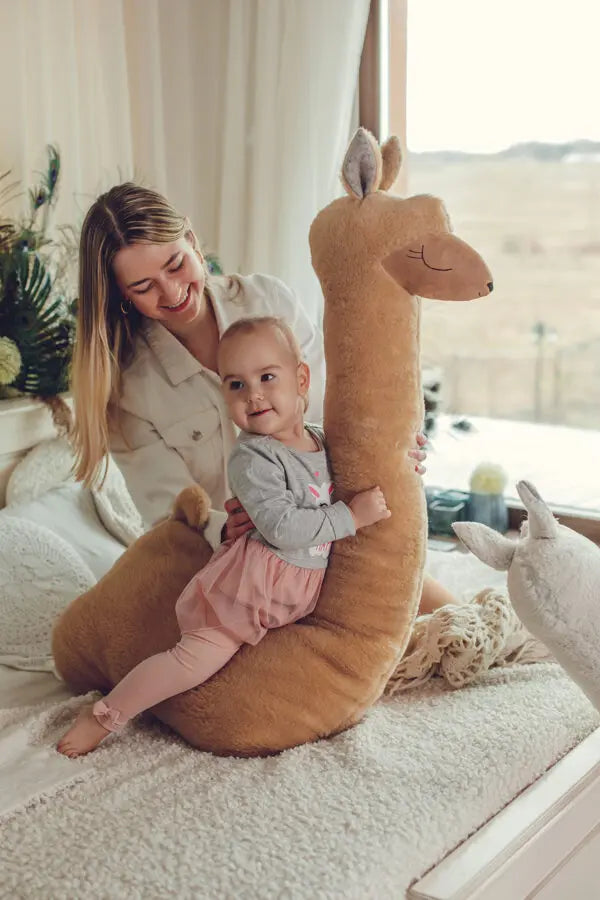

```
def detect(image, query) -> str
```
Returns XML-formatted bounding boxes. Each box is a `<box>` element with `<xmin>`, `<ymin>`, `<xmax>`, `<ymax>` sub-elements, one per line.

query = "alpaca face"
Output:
<box><xmin>506</xmin><ymin>525</ymin><xmax>600</xmax><ymax>631</ymax></box>
<box><xmin>381</xmin><ymin>232</ymin><xmax>493</xmax><ymax>302</ymax></box>
<box><xmin>453</xmin><ymin>480</ymin><xmax>600</xmax><ymax>635</ymax></box>
<box><xmin>309</xmin><ymin>128</ymin><xmax>493</xmax><ymax>305</ymax></box>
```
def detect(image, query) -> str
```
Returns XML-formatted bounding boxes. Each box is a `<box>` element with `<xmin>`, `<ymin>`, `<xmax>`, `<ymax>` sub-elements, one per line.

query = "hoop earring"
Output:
<box><xmin>120</xmin><ymin>298</ymin><xmax>132</xmax><ymax>316</ymax></box>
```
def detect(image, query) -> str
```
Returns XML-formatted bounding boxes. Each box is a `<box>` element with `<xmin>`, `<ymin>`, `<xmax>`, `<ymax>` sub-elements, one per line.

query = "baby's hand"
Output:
<box><xmin>223</xmin><ymin>497</ymin><xmax>254</xmax><ymax>542</ymax></box>
<box><xmin>349</xmin><ymin>486</ymin><xmax>391</xmax><ymax>530</ymax></box>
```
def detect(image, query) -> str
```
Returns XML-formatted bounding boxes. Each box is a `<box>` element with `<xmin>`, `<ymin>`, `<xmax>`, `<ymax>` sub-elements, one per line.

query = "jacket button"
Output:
<box><xmin>192</xmin><ymin>429</ymin><xmax>202</xmax><ymax>441</ymax></box>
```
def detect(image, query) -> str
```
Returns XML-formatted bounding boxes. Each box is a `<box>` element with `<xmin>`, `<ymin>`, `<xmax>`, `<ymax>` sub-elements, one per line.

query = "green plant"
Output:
<box><xmin>0</xmin><ymin>146</ymin><xmax>77</xmax><ymax>400</ymax></box>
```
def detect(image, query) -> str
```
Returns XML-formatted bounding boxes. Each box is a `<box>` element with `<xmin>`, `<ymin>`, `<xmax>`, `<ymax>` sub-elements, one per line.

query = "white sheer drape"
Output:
<box><xmin>0</xmin><ymin>0</ymin><xmax>369</xmax><ymax>320</ymax></box>
<box><xmin>0</xmin><ymin>0</ymin><xmax>134</xmax><ymax>225</ymax></box>
<box><xmin>214</xmin><ymin>0</ymin><xmax>370</xmax><ymax>317</ymax></box>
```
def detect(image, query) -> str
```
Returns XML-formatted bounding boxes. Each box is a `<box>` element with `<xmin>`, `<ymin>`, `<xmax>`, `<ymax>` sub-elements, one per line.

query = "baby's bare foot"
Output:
<box><xmin>57</xmin><ymin>705</ymin><xmax>111</xmax><ymax>758</ymax></box>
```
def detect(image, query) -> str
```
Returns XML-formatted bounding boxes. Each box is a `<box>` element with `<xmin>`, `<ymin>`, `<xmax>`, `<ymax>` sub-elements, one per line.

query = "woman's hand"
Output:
<box><xmin>222</xmin><ymin>497</ymin><xmax>254</xmax><ymax>542</ymax></box>
<box><xmin>408</xmin><ymin>431</ymin><xmax>428</xmax><ymax>476</ymax></box>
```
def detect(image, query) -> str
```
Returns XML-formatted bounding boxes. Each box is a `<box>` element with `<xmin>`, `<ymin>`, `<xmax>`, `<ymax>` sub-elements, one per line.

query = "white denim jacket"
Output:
<box><xmin>109</xmin><ymin>273</ymin><xmax>325</xmax><ymax>549</ymax></box>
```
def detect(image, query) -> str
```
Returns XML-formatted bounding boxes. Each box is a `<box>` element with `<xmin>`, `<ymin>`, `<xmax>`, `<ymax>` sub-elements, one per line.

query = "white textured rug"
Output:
<box><xmin>0</xmin><ymin>723</ymin><xmax>93</xmax><ymax>819</ymax></box>
<box><xmin>1</xmin><ymin>663</ymin><xmax>598</xmax><ymax>899</ymax></box>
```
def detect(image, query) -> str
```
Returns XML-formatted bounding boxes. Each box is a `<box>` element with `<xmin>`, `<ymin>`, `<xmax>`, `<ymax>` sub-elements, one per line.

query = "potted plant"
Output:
<box><xmin>0</xmin><ymin>146</ymin><xmax>77</xmax><ymax>428</ymax></box>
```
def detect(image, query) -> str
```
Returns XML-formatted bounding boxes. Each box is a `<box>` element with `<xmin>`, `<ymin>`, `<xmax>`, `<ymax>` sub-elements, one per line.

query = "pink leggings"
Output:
<box><xmin>92</xmin><ymin>627</ymin><xmax>241</xmax><ymax>732</ymax></box>
<box><xmin>93</xmin><ymin>536</ymin><xmax>325</xmax><ymax>733</ymax></box>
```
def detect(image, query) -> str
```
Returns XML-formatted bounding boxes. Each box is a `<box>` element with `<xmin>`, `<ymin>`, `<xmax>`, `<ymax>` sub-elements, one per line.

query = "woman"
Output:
<box><xmin>71</xmin><ymin>183</ymin><xmax>449</xmax><ymax>610</ymax></box>
<box><xmin>72</xmin><ymin>183</ymin><xmax>326</xmax><ymax>546</ymax></box>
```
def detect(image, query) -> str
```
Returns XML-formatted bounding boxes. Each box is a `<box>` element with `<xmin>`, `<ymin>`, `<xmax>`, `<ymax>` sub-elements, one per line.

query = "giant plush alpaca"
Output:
<box><xmin>52</xmin><ymin>129</ymin><xmax>492</xmax><ymax>755</ymax></box>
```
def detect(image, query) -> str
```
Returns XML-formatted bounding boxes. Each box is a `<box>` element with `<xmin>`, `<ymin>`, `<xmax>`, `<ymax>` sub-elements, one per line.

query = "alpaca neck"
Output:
<box><xmin>318</xmin><ymin>265</ymin><xmax>427</xmax><ymax>644</ymax></box>
<box><xmin>323</xmin><ymin>267</ymin><xmax>423</xmax><ymax>493</ymax></box>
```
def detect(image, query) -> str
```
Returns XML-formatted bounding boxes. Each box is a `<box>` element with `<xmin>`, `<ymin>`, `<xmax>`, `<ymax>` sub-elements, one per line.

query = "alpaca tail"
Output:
<box><xmin>172</xmin><ymin>485</ymin><xmax>211</xmax><ymax>531</ymax></box>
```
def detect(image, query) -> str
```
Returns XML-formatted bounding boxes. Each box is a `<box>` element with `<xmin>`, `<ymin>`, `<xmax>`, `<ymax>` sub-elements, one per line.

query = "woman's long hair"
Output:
<box><xmin>71</xmin><ymin>183</ymin><xmax>195</xmax><ymax>486</ymax></box>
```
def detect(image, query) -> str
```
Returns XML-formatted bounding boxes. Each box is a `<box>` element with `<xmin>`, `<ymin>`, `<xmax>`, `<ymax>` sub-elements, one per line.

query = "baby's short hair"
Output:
<box><xmin>218</xmin><ymin>316</ymin><xmax>303</xmax><ymax>364</ymax></box>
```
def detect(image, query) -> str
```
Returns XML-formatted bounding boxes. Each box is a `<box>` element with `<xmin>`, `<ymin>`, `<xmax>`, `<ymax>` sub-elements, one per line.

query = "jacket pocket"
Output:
<box><xmin>157</xmin><ymin>408</ymin><xmax>221</xmax><ymax>474</ymax></box>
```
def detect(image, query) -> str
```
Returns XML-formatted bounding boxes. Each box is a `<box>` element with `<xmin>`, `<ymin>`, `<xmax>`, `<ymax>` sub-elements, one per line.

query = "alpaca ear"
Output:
<box><xmin>379</xmin><ymin>136</ymin><xmax>402</xmax><ymax>191</ymax></box>
<box><xmin>452</xmin><ymin>522</ymin><xmax>515</xmax><ymax>571</ymax></box>
<box><xmin>516</xmin><ymin>480</ymin><xmax>557</xmax><ymax>539</ymax></box>
<box><xmin>341</xmin><ymin>128</ymin><xmax>382</xmax><ymax>198</ymax></box>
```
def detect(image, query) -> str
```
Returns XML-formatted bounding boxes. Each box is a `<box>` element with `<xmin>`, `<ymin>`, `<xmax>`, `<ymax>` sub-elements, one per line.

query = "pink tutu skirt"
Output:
<box><xmin>174</xmin><ymin>534</ymin><xmax>326</xmax><ymax>646</ymax></box>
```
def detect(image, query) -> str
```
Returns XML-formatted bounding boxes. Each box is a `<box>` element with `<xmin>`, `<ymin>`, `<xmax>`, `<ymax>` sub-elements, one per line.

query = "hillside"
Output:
<box><xmin>406</xmin><ymin>150</ymin><xmax>600</xmax><ymax>429</ymax></box>
<box><xmin>408</xmin><ymin>139</ymin><xmax>600</xmax><ymax>164</ymax></box>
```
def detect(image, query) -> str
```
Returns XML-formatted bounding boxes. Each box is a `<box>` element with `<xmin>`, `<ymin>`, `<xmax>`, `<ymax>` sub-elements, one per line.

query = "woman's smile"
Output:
<box><xmin>161</xmin><ymin>285</ymin><xmax>191</xmax><ymax>312</ymax></box>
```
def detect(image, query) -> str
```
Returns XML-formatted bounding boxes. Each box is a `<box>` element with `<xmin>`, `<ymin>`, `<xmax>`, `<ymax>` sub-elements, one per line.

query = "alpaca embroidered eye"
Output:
<box><xmin>406</xmin><ymin>244</ymin><xmax>452</xmax><ymax>272</ymax></box>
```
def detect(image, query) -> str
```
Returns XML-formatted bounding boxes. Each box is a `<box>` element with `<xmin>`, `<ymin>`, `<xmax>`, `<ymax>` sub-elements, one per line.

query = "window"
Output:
<box><xmin>373</xmin><ymin>0</ymin><xmax>600</xmax><ymax>514</ymax></box>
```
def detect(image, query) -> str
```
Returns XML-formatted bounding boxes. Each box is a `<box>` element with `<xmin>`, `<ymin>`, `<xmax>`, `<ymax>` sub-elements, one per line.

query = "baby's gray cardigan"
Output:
<box><xmin>227</xmin><ymin>426</ymin><xmax>356</xmax><ymax>570</ymax></box>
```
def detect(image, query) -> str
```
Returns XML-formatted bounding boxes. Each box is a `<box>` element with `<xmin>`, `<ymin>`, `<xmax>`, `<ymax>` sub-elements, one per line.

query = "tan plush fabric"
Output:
<box><xmin>379</xmin><ymin>135</ymin><xmax>402</xmax><ymax>191</ymax></box>
<box><xmin>52</xmin><ymin>129</ymin><xmax>492</xmax><ymax>755</ymax></box>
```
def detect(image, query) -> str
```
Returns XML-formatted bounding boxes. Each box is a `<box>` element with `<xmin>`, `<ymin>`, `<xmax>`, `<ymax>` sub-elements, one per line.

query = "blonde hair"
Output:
<box><xmin>218</xmin><ymin>316</ymin><xmax>309</xmax><ymax>412</ymax></box>
<box><xmin>71</xmin><ymin>183</ymin><xmax>204</xmax><ymax>486</ymax></box>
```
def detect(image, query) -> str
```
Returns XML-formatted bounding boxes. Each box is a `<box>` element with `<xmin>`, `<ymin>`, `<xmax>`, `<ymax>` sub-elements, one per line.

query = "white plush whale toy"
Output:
<box><xmin>453</xmin><ymin>480</ymin><xmax>600</xmax><ymax>711</ymax></box>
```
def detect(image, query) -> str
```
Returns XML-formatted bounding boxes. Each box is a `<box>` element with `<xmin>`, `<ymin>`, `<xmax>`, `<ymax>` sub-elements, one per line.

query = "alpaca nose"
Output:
<box><xmin>487</xmin><ymin>281</ymin><xmax>494</xmax><ymax>293</ymax></box>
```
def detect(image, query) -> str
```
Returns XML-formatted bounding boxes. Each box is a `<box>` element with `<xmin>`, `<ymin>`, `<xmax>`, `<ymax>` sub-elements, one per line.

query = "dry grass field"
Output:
<box><xmin>407</xmin><ymin>153</ymin><xmax>600</xmax><ymax>429</ymax></box>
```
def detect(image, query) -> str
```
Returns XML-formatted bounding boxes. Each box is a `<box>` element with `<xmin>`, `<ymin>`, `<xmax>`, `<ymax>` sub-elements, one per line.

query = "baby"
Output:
<box><xmin>57</xmin><ymin>316</ymin><xmax>392</xmax><ymax>756</ymax></box>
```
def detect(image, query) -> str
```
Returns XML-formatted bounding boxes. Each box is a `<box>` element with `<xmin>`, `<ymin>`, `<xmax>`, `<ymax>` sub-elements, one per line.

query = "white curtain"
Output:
<box><xmin>214</xmin><ymin>0</ymin><xmax>370</xmax><ymax>318</ymax></box>
<box><xmin>0</xmin><ymin>0</ymin><xmax>134</xmax><ymax>226</ymax></box>
<box><xmin>0</xmin><ymin>0</ymin><xmax>370</xmax><ymax>321</ymax></box>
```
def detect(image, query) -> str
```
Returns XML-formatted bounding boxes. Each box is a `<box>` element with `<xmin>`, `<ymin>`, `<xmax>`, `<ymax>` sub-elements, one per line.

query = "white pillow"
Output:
<box><xmin>1</xmin><ymin>482</ymin><xmax>125</xmax><ymax>581</ymax></box>
<box><xmin>0</xmin><ymin>516</ymin><xmax>95</xmax><ymax>671</ymax></box>
<box><xmin>6</xmin><ymin>436</ymin><xmax>145</xmax><ymax>550</ymax></box>
<box><xmin>6</xmin><ymin>435</ymin><xmax>75</xmax><ymax>506</ymax></box>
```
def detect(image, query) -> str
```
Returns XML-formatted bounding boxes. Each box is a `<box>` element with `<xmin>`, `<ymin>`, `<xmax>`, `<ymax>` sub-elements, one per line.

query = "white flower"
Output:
<box><xmin>0</xmin><ymin>336</ymin><xmax>22</xmax><ymax>386</ymax></box>
<box><xmin>469</xmin><ymin>462</ymin><xmax>508</xmax><ymax>495</ymax></box>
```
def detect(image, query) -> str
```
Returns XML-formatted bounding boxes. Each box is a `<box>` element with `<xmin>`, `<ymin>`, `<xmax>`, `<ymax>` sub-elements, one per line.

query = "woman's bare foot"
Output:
<box><xmin>57</xmin><ymin>705</ymin><xmax>112</xmax><ymax>758</ymax></box>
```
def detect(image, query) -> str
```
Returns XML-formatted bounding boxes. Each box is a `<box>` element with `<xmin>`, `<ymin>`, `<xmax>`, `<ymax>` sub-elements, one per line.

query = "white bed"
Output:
<box><xmin>1</xmin><ymin>398</ymin><xmax>599</xmax><ymax>899</ymax></box>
